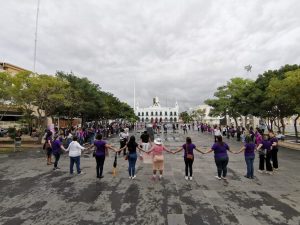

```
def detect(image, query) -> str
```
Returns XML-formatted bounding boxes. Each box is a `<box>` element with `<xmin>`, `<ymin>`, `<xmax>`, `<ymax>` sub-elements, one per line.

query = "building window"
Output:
<box><xmin>142</xmin><ymin>112</ymin><xmax>144</xmax><ymax>116</ymax></box>
<box><xmin>160</xmin><ymin>111</ymin><xmax>162</xmax><ymax>116</ymax></box>
<box><xmin>170</xmin><ymin>112</ymin><xmax>173</xmax><ymax>116</ymax></box>
<box><xmin>170</xmin><ymin>117</ymin><xmax>173</xmax><ymax>122</ymax></box>
<box><xmin>174</xmin><ymin>118</ymin><xmax>177</xmax><ymax>122</ymax></box>
<box><xmin>155</xmin><ymin>112</ymin><xmax>158</xmax><ymax>116</ymax></box>
<box><xmin>174</xmin><ymin>112</ymin><xmax>177</xmax><ymax>116</ymax></box>
<box><xmin>145</xmin><ymin>117</ymin><xmax>149</xmax><ymax>122</ymax></box>
<box><xmin>165</xmin><ymin>112</ymin><xmax>167</xmax><ymax>116</ymax></box>
<box><xmin>142</xmin><ymin>118</ymin><xmax>144</xmax><ymax>122</ymax></box>
<box><xmin>138</xmin><ymin>112</ymin><xmax>140</xmax><ymax>116</ymax></box>
<box><xmin>165</xmin><ymin>117</ymin><xmax>168</xmax><ymax>122</ymax></box>
<box><xmin>146</xmin><ymin>112</ymin><xmax>149</xmax><ymax>116</ymax></box>
<box><xmin>151</xmin><ymin>112</ymin><xmax>153</xmax><ymax>116</ymax></box>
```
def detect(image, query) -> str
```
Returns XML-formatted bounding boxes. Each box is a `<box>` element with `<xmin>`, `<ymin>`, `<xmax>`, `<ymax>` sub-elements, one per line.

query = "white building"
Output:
<box><xmin>135</xmin><ymin>97</ymin><xmax>179</xmax><ymax>123</ymax></box>
<box><xmin>188</xmin><ymin>105</ymin><xmax>222</xmax><ymax>125</ymax></box>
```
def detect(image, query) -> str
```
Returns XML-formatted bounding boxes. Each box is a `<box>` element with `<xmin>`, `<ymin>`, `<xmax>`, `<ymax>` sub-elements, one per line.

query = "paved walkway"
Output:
<box><xmin>0</xmin><ymin>131</ymin><xmax>299</xmax><ymax>225</ymax></box>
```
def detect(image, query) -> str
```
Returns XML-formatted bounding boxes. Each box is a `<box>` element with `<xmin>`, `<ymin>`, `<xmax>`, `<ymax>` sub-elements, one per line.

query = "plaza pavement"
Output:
<box><xmin>0</xmin><ymin>130</ymin><xmax>299</xmax><ymax>225</ymax></box>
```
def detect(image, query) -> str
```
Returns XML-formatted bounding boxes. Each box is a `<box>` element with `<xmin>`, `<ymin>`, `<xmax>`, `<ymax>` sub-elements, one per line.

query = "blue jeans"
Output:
<box><xmin>128</xmin><ymin>153</ymin><xmax>137</xmax><ymax>176</ymax></box>
<box><xmin>245</xmin><ymin>155</ymin><xmax>255</xmax><ymax>178</ymax></box>
<box><xmin>70</xmin><ymin>156</ymin><xmax>81</xmax><ymax>174</ymax></box>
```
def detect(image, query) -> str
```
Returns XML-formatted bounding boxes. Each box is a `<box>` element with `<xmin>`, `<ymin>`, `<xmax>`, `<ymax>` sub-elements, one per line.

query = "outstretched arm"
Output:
<box><xmin>204</xmin><ymin>149</ymin><xmax>213</xmax><ymax>154</ymax></box>
<box><xmin>163</xmin><ymin>146</ymin><xmax>173</xmax><ymax>154</ymax></box>
<box><xmin>256</xmin><ymin>143</ymin><xmax>263</xmax><ymax>151</ymax></box>
<box><xmin>235</xmin><ymin>146</ymin><xmax>245</xmax><ymax>154</ymax></box>
<box><xmin>173</xmin><ymin>147</ymin><xmax>183</xmax><ymax>154</ymax></box>
<box><xmin>195</xmin><ymin>147</ymin><xmax>204</xmax><ymax>154</ymax></box>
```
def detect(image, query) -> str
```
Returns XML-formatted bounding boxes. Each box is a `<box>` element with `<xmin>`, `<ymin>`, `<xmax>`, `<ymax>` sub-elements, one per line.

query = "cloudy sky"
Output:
<box><xmin>1</xmin><ymin>0</ymin><xmax>299</xmax><ymax>111</ymax></box>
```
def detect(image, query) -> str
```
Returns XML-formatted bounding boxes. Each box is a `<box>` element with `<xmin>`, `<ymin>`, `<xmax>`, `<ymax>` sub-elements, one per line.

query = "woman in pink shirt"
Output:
<box><xmin>142</xmin><ymin>138</ymin><xmax>172</xmax><ymax>180</ymax></box>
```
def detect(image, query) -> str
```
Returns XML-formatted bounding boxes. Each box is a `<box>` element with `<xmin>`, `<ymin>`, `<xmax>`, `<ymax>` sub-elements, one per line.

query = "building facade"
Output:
<box><xmin>135</xmin><ymin>97</ymin><xmax>179</xmax><ymax>123</ymax></box>
<box><xmin>188</xmin><ymin>104</ymin><xmax>222</xmax><ymax>124</ymax></box>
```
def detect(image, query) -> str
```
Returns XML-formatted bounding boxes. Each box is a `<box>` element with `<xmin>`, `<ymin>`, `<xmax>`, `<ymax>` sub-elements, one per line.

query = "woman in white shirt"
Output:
<box><xmin>66</xmin><ymin>136</ymin><xmax>85</xmax><ymax>174</ymax></box>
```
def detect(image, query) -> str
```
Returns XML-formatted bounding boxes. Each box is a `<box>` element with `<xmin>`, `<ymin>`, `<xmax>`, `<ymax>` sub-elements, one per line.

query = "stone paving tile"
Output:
<box><xmin>0</xmin><ymin>131</ymin><xmax>299</xmax><ymax>225</ymax></box>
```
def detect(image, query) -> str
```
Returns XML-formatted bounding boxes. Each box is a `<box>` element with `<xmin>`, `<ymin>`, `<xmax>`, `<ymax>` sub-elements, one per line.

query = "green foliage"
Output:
<box><xmin>180</xmin><ymin>111</ymin><xmax>192</xmax><ymax>123</ymax></box>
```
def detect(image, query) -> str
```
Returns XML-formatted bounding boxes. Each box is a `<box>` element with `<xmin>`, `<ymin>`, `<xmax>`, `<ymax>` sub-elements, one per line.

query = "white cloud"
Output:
<box><xmin>1</xmin><ymin>0</ymin><xmax>299</xmax><ymax>111</ymax></box>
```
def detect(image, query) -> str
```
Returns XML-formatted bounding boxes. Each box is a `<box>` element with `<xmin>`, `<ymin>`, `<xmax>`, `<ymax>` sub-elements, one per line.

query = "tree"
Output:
<box><xmin>190</xmin><ymin>109</ymin><xmax>206</xmax><ymax>122</ymax></box>
<box><xmin>254</xmin><ymin>64</ymin><xmax>300</xmax><ymax>133</ymax></box>
<box><xmin>0</xmin><ymin>72</ymin><xmax>14</xmax><ymax>121</ymax></box>
<box><xmin>205</xmin><ymin>78</ymin><xmax>254</xmax><ymax>127</ymax></box>
<box><xmin>268</xmin><ymin>69</ymin><xmax>300</xmax><ymax>141</ymax></box>
<box><xmin>180</xmin><ymin>111</ymin><xmax>192</xmax><ymax>123</ymax></box>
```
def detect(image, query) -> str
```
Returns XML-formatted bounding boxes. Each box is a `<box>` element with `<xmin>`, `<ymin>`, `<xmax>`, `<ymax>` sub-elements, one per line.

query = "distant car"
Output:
<box><xmin>0</xmin><ymin>128</ymin><xmax>8</xmax><ymax>135</ymax></box>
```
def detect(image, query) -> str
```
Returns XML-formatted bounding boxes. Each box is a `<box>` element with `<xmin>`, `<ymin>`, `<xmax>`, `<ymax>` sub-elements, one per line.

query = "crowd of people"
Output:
<box><xmin>42</xmin><ymin>123</ymin><xmax>280</xmax><ymax>182</ymax></box>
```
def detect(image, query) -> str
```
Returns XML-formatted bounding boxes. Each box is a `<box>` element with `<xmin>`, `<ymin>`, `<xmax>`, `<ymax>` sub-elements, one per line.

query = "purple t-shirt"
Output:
<box><xmin>261</xmin><ymin>140</ymin><xmax>272</xmax><ymax>152</ymax></box>
<box><xmin>270</xmin><ymin>137</ymin><xmax>278</xmax><ymax>150</ymax></box>
<box><xmin>212</xmin><ymin>143</ymin><xmax>229</xmax><ymax>159</ymax></box>
<box><xmin>182</xmin><ymin>144</ymin><xmax>196</xmax><ymax>158</ymax></box>
<box><xmin>52</xmin><ymin>140</ymin><xmax>62</xmax><ymax>154</ymax></box>
<box><xmin>94</xmin><ymin>140</ymin><xmax>106</xmax><ymax>157</ymax></box>
<box><xmin>244</xmin><ymin>143</ymin><xmax>255</xmax><ymax>157</ymax></box>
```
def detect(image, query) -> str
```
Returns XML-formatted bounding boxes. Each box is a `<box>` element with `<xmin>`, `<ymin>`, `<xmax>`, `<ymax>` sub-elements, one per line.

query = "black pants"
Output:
<box><xmin>184</xmin><ymin>158</ymin><xmax>194</xmax><ymax>177</ymax></box>
<box><xmin>215</xmin><ymin>157</ymin><xmax>229</xmax><ymax>177</ymax></box>
<box><xmin>95</xmin><ymin>156</ymin><xmax>105</xmax><ymax>177</ymax></box>
<box><xmin>266</xmin><ymin>151</ymin><xmax>273</xmax><ymax>172</ymax></box>
<box><xmin>54</xmin><ymin>153</ymin><xmax>60</xmax><ymax>168</ymax></box>
<box><xmin>119</xmin><ymin>140</ymin><xmax>126</xmax><ymax>155</ymax></box>
<box><xmin>259</xmin><ymin>154</ymin><xmax>265</xmax><ymax>170</ymax></box>
<box><xmin>271</xmin><ymin>149</ymin><xmax>278</xmax><ymax>169</ymax></box>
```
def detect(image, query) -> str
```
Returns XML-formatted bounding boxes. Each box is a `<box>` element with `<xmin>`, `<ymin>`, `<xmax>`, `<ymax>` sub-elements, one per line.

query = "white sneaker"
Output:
<box><xmin>185</xmin><ymin>176</ymin><xmax>189</xmax><ymax>180</ymax></box>
<box><xmin>215</xmin><ymin>176</ymin><xmax>221</xmax><ymax>180</ymax></box>
<box><xmin>266</xmin><ymin>171</ymin><xmax>273</xmax><ymax>175</ymax></box>
<box><xmin>257</xmin><ymin>170</ymin><xmax>264</xmax><ymax>174</ymax></box>
<box><xmin>159</xmin><ymin>175</ymin><xmax>163</xmax><ymax>179</ymax></box>
<box><xmin>129</xmin><ymin>176</ymin><xmax>132</xmax><ymax>179</ymax></box>
<box><xmin>189</xmin><ymin>177</ymin><xmax>193</xmax><ymax>181</ymax></box>
<box><xmin>221</xmin><ymin>176</ymin><xmax>227</xmax><ymax>180</ymax></box>
<box><xmin>273</xmin><ymin>168</ymin><xmax>279</xmax><ymax>171</ymax></box>
<box><xmin>132</xmin><ymin>175</ymin><xmax>136</xmax><ymax>179</ymax></box>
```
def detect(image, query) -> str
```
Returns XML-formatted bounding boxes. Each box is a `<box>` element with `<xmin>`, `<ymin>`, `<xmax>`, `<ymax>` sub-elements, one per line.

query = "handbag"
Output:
<box><xmin>124</xmin><ymin>153</ymin><xmax>129</xmax><ymax>160</ymax></box>
<box><xmin>186</xmin><ymin>144</ymin><xmax>194</xmax><ymax>160</ymax></box>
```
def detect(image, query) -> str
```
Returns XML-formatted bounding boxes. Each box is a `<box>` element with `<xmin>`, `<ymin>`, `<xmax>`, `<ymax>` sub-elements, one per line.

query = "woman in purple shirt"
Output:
<box><xmin>257</xmin><ymin>135</ymin><xmax>273</xmax><ymax>174</ymax></box>
<box><xmin>204</xmin><ymin>136</ymin><xmax>234</xmax><ymax>180</ymax></box>
<box><xmin>237</xmin><ymin>136</ymin><xmax>256</xmax><ymax>179</ymax></box>
<box><xmin>173</xmin><ymin>137</ymin><xmax>203</xmax><ymax>181</ymax></box>
<box><xmin>52</xmin><ymin>135</ymin><xmax>66</xmax><ymax>170</ymax></box>
<box><xmin>269</xmin><ymin>131</ymin><xmax>279</xmax><ymax>170</ymax></box>
<box><xmin>93</xmin><ymin>134</ymin><xmax>117</xmax><ymax>179</ymax></box>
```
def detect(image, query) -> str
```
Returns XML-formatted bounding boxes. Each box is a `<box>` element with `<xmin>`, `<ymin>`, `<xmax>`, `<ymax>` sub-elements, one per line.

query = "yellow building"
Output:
<box><xmin>0</xmin><ymin>62</ymin><xmax>29</xmax><ymax>75</ymax></box>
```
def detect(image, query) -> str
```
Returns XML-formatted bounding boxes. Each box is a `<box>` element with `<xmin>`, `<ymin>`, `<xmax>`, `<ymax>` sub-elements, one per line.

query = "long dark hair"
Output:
<box><xmin>127</xmin><ymin>136</ymin><xmax>136</xmax><ymax>148</ymax></box>
<box><xmin>216</xmin><ymin>135</ymin><xmax>224</xmax><ymax>146</ymax></box>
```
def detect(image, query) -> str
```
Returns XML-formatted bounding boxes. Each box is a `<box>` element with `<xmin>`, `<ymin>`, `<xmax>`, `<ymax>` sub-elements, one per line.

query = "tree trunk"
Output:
<box><xmin>294</xmin><ymin>115</ymin><xmax>299</xmax><ymax>143</ymax></box>
<box><xmin>233</xmin><ymin>117</ymin><xmax>238</xmax><ymax>128</ymax></box>
<box><xmin>280</xmin><ymin>117</ymin><xmax>285</xmax><ymax>135</ymax></box>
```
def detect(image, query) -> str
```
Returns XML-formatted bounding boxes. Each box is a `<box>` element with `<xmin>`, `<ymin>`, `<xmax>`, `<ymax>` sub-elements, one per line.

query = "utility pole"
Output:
<box><xmin>33</xmin><ymin>0</ymin><xmax>41</xmax><ymax>73</ymax></box>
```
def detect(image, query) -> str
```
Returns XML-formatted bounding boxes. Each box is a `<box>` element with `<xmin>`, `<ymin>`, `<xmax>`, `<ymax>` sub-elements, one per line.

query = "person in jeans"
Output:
<box><xmin>52</xmin><ymin>135</ymin><xmax>66</xmax><ymax>170</ymax></box>
<box><xmin>119</xmin><ymin>129</ymin><xmax>128</xmax><ymax>156</ymax></box>
<box><xmin>237</xmin><ymin>136</ymin><xmax>256</xmax><ymax>179</ymax></box>
<box><xmin>66</xmin><ymin>136</ymin><xmax>85</xmax><ymax>175</ymax></box>
<box><xmin>119</xmin><ymin>136</ymin><xmax>144</xmax><ymax>179</ymax></box>
<box><xmin>269</xmin><ymin>131</ymin><xmax>279</xmax><ymax>170</ymax></box>
<box><xmin>92</xmin><ymin>134</ymin><xmax>117</xmax><ymax>179</ymax></box>
<box><xmin>257</xmin><ymin>135</ymin><xmax>273</xmax><ymax>175</ymax></box>
<box><xmin>173</xmin><ymin>137</ymin><xmax>203</xmax><ymax>181</ymax></box>
<box><xmin>204</xmin><ymin>136</ymin><xmax>234</xmax><ymax>180</ymax></box>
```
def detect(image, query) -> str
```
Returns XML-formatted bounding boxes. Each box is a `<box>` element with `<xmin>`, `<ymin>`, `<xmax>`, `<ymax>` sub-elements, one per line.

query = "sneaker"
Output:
<box><xmin>78</xmin><ymin>172</ymin><xmax>85</xmax><ymax>175</ymax></box>
<box><xmin>257</xmin><ymin>170</ymin><xmax>264</xmax><ymax>174</ymax></box>
<box><xmin>99</xmin><ymin>175</ymin><xmax>104</xmax><ymax>179</ymax></box>
<box><xmin>129</xmin><ymin>176</ymin><xmax>132</xmax><ymax>179</ymax></box>
<box><xmin>159</xmin><ymin>175</ymin><xmax>163</xmax><ymax>180</ymax></box>
<box><xmin>132</xmin><ymin>175</ymin><xmax>136</xmax><ymax>180</ymax></box>
<box><xmin>151</xmin><ymin>175</ymin><xmax>156</xmax><ymax>181</ymax></box>
<box><xmin>244</xmin><ymin>175</ymin><xmax>250</xmax><ymax>179</ymax></box>
<box><xmin>221</xmin><ymin>176</ymin><xmax>227</xmax><ymax>180</ymax></box>
<box><xmin>273</xmin><ymin>168</ymin><xmax>279</xmax><ymax>171</ymax></box>
<box><xmin>56</xmin><ymin>167</ymin><xmax>60</xmax><ymax>170</ymax></box>
<box><xmin>189</xmin><ymin>177</ymin><xmax>193</xmax><ymax>181</ymax></box>
<box><xmin>266</xmin><ymin>171</ymin><xmax>273</xmax><ymax>175</ymax></box>
<box><xmin>215</xmin><ymin>176</ymin><xmax>221</xmax><ymax>180</ymax></box>
<box><xmin>185</xmin><ymin>176</ymin><xmax>189</xmax><ymax>180</ymax></box>
<box><xmin>53</xmin><ymin>167</ymin><xmax>57</xmax><ymax>171</ymax></box>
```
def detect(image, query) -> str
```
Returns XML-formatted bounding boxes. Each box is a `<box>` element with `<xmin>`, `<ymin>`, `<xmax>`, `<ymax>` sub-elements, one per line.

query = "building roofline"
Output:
<box><xmin>0</xmin><ymin>62</ymin><xmax>30</xmax><ymax>72</ymax></box>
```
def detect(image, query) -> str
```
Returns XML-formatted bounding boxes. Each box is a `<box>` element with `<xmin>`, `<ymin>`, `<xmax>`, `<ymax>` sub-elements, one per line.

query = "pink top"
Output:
<box><xmin>255</xmin><ymin>133</ymin><xmax>263</xmax><ymax>146</ymax></box>
<box><xmin>152</xmin><ymin>145</ymin><xmax>164</xmax><ymax>156</ymax></box>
